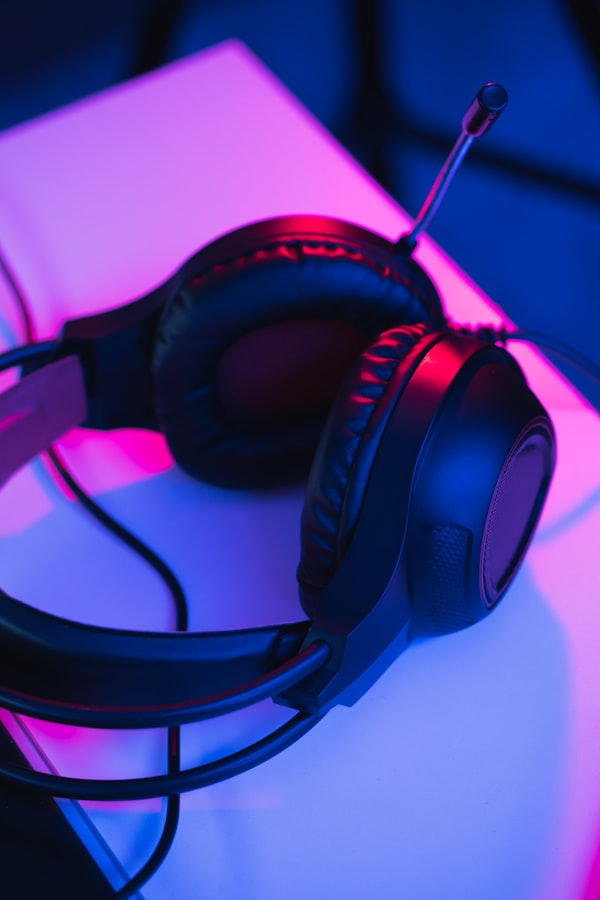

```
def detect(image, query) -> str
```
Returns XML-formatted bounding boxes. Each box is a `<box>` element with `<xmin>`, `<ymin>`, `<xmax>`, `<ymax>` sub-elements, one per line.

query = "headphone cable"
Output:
<box><xmin>463</xmin><ymin>324</ymin><xmax>600</xmax><ymax>384</ymax></box>
<box><xmin>5</xmin><ymin>241</ymin><xmax>598</xmax><ymax>893</ymax></box>
<box><xmin>0</xmin><ymin>247</ymin><xmax>187</xmax><ymax>898</ymax></box>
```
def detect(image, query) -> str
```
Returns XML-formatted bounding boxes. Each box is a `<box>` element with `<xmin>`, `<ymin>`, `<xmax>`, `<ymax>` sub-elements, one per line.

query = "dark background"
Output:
<box><xmin>1</xmin><ymin>0</ymin><xmax>599</xmax><ymax>407</ymax></box>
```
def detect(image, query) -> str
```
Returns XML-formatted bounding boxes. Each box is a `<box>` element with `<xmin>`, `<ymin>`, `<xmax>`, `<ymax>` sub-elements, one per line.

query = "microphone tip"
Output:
<box><xmin>462</xmin><ymin>83</ymin><xmax>508</xmax><ymax>137</ymax></box>
<box><xmin>479</xmin><ymin>83</ymin><xmax>509</xmax><ymax>114</ymax></box>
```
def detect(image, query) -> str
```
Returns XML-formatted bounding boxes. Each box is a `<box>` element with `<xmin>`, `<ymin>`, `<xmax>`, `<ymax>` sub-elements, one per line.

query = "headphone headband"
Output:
<box><xmin>0</xmin><ymin>587</ymin><xmax>319</xmax><ymax>727</ymax></box>
<box><xmin>0</xmin><ymin>357</ymin><xmax>86</xmax><ymax>489</ymax></box>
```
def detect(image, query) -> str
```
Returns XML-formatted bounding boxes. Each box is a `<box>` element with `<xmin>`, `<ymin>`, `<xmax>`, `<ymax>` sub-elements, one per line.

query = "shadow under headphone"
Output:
<box><xmin>0</xmin><ymin>85</ymin><xmax>556</xmax><ymax>800</ymax></box>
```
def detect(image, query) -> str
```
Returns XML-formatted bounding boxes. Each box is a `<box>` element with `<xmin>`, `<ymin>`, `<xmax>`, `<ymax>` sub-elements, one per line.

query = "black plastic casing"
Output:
<box><xmin>277</xmin><ymin>333</ymin><xmax>555</xmax><ymax>714</ymax></box>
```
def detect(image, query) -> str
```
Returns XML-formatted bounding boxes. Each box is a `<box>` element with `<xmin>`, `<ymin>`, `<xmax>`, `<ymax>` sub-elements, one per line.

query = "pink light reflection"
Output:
<box><xmin>55</xmin><ymin>427</ymin><xmax>174</xmax><ymax>494</ymax></box>
<box><xmin>581</xmin><ymin>828</ymin><xmax>600</xmax><ymax>900</ymax></box>
<box><xmin>17</xmin><ymin>714</ymin><xmax>165</xmax><ymax>814</ymax></box>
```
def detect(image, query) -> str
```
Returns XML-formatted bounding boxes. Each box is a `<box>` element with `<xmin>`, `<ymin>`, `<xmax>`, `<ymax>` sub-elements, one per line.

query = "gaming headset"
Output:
<box><xmin>0</xmin><ymin>84</ymin><xmax>558</xmax><ymax>803</ymax></box>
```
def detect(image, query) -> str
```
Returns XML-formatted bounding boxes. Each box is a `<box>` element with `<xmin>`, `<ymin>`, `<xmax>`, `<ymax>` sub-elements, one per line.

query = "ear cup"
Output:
<box><xmin>297</xmin><ymin>322</ymin><xmax>439</xmax><ymax>614</ymax></box>
<box><xmin>151</xmin><ymin>221</ymin><xmax>446</xmax><ymax>488</ymax></box>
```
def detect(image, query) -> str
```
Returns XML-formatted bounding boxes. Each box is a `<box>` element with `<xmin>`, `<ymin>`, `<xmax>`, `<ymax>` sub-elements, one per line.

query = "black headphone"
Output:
<box><xmin>0</xmin><ymin>85</ymin><xmax>556</xmax><ymax>801</ymax></box>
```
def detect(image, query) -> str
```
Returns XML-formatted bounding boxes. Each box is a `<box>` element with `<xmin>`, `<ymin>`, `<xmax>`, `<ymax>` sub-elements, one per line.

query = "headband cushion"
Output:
<box><xmin>297</xmin><ymin>323</ymin><xmax>435</xmax><ymax>614</ymax></box>
<box><xmin>152</xmin><ymin>236</ymin><xmax>444</xmax><ymax>488</ymax></box>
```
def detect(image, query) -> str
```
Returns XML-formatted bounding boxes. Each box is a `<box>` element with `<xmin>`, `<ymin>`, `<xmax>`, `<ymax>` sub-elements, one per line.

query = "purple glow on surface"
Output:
<box><xmin>0</xmin><ymin>39</ymin><xmax>599</xmax><ymax>900</ymax></box>
<box><xmin>0</xmin><ymin>42</ymin><xmax>408</xmax><ymax>340</ymax></box>
<box><xmin>581</xmin><ymin>827</ymin><xmax>600</xmax><ymax>900</ymax></box>
<box><xmin>0</xmin><ymin>409</ymin><xmax>26</xmax><ymax>432</ymax></box>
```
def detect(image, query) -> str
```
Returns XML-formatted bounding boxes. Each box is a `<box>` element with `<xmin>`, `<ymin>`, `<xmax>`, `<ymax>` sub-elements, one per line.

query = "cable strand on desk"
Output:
<box><xmin>0</xmin><ymin>246</ymin><xmax>35</xmax><ymax>339</ymax></box>
<box><xmin>44</xmin><ymin>443</ymin><xmax>189</xmax><ymax>630</ymax></box>
<box><xmin>461</xmin><ymin>323</ymin><xmax>600</xmax><ymax>384</ymax></box>
<box><xmin>506</xmin><ymin>329</ymin><xmax>600</xmax><ymax>383</ymax></box>
<box><xmin>114</xmin><ymin>787</ymin><xmax>180</xmax><ymax>899</ymax></box>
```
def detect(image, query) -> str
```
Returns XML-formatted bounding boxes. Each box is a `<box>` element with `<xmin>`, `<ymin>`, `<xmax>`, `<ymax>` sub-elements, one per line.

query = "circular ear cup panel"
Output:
<box><xmin>297</xmin><ymin>322</ymin><xmax>439</xmax><ymax>614</ymax></box>
<box><xmin>151</xmin><ymin>223</ymin><xmax>446</xmax><ymax>488</ymax></box>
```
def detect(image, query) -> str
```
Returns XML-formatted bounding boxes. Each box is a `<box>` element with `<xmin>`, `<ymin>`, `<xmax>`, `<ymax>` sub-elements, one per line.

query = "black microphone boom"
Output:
<box><xmin>397</xmin><ymin>83</ymin><xmax>508</xmax><ymax>253</ymax></box>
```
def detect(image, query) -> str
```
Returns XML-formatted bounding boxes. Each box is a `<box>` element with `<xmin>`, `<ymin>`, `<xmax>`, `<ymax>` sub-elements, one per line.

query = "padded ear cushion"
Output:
<box><xmin>152</xmin><ymin>227</ymin><xmax>446</xmax><ymax>488</ymax></box>
<box><xmin>297</xmin><ymin>322</ymin><xmax>440</xmax><ymax>615</ymax></box>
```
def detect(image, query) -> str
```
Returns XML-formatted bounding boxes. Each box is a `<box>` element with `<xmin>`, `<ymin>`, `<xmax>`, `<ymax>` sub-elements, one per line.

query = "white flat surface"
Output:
<box><xmin>0</xmin><ymin>40</ymin><xmax>599</xmax><ymax>900</ymax></box>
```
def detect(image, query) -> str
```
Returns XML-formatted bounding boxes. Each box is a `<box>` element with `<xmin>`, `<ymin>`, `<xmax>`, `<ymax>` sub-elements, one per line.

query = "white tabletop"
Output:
<box><xmin>1</xmin><ymin>39</ymin><xmax>599</xmax><ymax>900</ymax></box>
